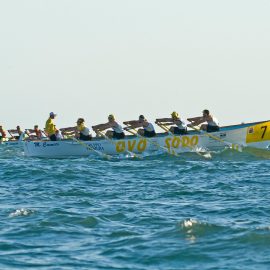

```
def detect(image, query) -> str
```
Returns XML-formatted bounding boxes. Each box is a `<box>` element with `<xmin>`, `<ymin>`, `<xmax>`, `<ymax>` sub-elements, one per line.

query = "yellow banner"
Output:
<box><xmin>246</xmin><ymin>121</ymin><xmax>270</xmax><ymax>143</ymax></box>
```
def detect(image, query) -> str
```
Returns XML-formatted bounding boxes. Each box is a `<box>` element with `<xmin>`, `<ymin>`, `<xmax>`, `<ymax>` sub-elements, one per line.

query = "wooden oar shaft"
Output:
<box><xmin>188</xmin><ymin>125</ymin><xmax>242</xmax><ymax>151</ymax></box>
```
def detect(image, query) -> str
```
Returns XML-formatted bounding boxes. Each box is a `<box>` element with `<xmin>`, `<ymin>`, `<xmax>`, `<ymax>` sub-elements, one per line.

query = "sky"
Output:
<box><xmin>0</xmin><ymin>0</ymin><xmax>270</xmax><ymax>130</ymax></box>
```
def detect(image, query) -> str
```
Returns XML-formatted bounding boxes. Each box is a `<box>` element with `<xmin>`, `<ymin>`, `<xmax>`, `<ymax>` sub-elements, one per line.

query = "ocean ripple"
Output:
<box><xmin>0</xmin><ymin>147</ymin><xmax>270</xmax><ymax>269</ymax></box>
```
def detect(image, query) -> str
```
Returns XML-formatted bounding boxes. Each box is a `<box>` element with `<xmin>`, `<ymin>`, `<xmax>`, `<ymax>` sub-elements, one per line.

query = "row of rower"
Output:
<box><xmin>0</xmin><ymin>110</ymin><xmax>219</xmax><ymax>142</ymax></box>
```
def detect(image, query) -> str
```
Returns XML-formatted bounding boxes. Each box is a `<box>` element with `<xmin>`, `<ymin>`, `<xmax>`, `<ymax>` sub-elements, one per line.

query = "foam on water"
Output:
<box><xmin>9</xmin><ymin>208</ymin><xmax>34</xmax><ymax>218</ymax></box>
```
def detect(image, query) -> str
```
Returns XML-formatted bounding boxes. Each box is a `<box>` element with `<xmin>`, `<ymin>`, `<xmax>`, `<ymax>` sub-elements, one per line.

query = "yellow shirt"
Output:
<box><xmin>45</xmin><ymin>118</ymin><xmax>56</xmax><ymax>136</ymax></box>
<box><xmin>77</xmin><ymin>123</ymin><xmax>90</xmax><ymax>136</ymax></box>
<box><xmin>77</xmin><ymin>123</ymin><xmax>85</xmax><ymax>132</ymax></box>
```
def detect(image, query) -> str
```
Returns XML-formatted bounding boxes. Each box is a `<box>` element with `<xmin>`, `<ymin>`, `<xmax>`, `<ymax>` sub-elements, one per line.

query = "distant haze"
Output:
<box><xmin>1</xmin><ymin>0</ymin><xmax>269</xmax><ymax>130</ymax></box>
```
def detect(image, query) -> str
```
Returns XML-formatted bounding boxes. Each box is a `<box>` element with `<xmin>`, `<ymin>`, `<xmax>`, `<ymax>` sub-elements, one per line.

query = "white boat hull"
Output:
<box><xmin>23</xmin><ymin>121</ymin><xmax>270</xmax><ymax>158</ymax></box>
<box><xmin>0</xmin><ymin>140</ymin><xmax>21</xmax><ymax>147</ymax></box>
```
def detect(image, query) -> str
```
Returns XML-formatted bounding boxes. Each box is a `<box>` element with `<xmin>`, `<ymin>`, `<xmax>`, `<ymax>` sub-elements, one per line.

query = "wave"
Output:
<box><xmin>9</xmin><ymin>208</ymin><xmax>34</xmax><ymax>218</ymax></box>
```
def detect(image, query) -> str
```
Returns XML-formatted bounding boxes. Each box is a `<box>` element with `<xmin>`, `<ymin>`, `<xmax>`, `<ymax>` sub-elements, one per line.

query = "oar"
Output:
<box><xmin>97</xmin><ymin>131</ymin><xmax>142</xmax><ymax>159</ymax></box>
<box><xmin>188</xmin><ymin>124</ymin><xmax>243</xmax><ymax>152</ymax></box>
<box><xmin>72</xmin><ymin>137</ymin><xmax>112</xmax><ymax>159</ymax></box>
<box><xmin>18</xmin><ymin>132</ymin><xmax>25</xmax><ymax>142</ymax></box>
<box><xmin>158</xmin><ymin>123</ymin><xmax>211</xmax><ymax>158</ymax></box>
<box><xmin>125</xmin><ymin>126</ymin><xmax>179</xmax><ymax>157</ymax></box>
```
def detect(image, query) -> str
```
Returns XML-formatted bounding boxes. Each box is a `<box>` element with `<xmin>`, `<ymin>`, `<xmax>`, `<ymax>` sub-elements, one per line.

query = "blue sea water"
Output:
<box><xmin>0</xmin><ymin>146</ymin><xmax>270</xmax><ymax>270</ymax></box>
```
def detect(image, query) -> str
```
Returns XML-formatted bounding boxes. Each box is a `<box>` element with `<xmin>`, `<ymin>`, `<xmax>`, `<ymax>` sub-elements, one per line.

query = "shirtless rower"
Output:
<box><xmin>7</xmin><ymin>126</ymin><xmax>24</xmax><ymax>140</ymax></box>
<box><xmin>123</xmin><ymin>115</ymin><xmax>156</xmax><ymax>137</ymax></box>
<box><xmin>16</xmin><ymin>126</ymin><xmax>23</xmax><ymax>139</ymax></box>
<box><xmin>92</xmin><ymin>114</ymin><xmax>125</xmax><ymax>139</ymax></box>
<box><xmin>27</xmin><ymin>125</ymin><xmax>43</xmax><ymax>140</ymax></box>
<box><xmin>187</xmin><ymin>109</ymin><xmax>220</xmax><ymax>132</ymax></box>
<box><xmin>33</xmin><ymin>125</ymin><xmax>43</xmax><ymax>140</ymax></box>
<box><xmin>0</xmin><ymin>125</ymin><xmax>7</xmax><ymax>141</ymax></box>
<box><xmin>60</xmin><ymin>126</ymin><xmax>76</xmax><ymax>139</ymax></box>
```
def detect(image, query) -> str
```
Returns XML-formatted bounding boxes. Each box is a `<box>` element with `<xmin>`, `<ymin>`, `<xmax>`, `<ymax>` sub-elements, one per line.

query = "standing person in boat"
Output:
<box><xmin>0</xmin><ymin>125</ymin><xmax>7</xmax><ymax>141</ymax></box>
<box><xmin>45</xmin><ymin>112</ymin><xmax>58</xmax><ymax>141</ymax></box>
<box><xmin>155</xmin><ymin>111</ymin><xmax>187</xmax><ymax>135</ymax></box>
<box><xmin>123</xmin><ymin>115</ymin><xmax>156</xmax><ymax>137</ymax></box>
<box><xmin>75</xmin><ymin>118</ymin><xmax>92</xmax><ymax>141</ymax></box>
<box><xmin>92</xmin><ymin>114</ymin><xmax>125</xmax><ymax>139</ymax></box>
<box><xmin>187</xmin><ymin>109</ymin><xmax>220</xmax><ymax>132</ymax></box>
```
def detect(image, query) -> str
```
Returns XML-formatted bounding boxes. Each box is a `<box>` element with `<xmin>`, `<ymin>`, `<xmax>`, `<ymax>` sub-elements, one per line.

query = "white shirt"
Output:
<box><xmin>56</xmin><ymin>131</ymin><xmax>63</xmax><ymax>140</ymax></box>
<box><xmin>208</xmin><ymin>116</ymin><xmax>219</xmax><ymax>127</ymax></box>
<box><xmin>144</xmin><ymin>123</ymin><xmax>155</xmax><ymax>132</ymax></box>
<box><xmin>112</xmin><ymin>123</ymin><xmax>124</xmax><ymax>133</ymax></box>
<box><xmin>175</xmin><ymin>119</ymin><xmax>187</xmax><ymax>130</ymax></box>
<box><xmin>81</xmin><ymin>127</ymin><xmax>90</xmax><ymax>136</ymax></box>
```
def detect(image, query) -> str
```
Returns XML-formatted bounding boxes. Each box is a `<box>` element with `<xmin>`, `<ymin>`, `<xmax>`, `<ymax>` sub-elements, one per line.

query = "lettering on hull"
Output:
<box><xmin>116</xmin><ymin>139</ymin><xmax>147</xmax><ymax>153</ymax></box>
<box><xmin>115</xmin><ymin>136</ymin><xmax>199</xmax><ymax>153</ymax></box>
<box><xmin>246</xmin><ymin>122</ymin><xmax>270</xmax><ymax>143</ymax></box>
<box><xmin>165</xmin><ymin>135</ymin><xmax>199</xmax><ymax>149</ymax></box>
<box><xmin>90</xmin><ymin>143</ymin><xmax>104</xmax><ymax>151</ymax></box>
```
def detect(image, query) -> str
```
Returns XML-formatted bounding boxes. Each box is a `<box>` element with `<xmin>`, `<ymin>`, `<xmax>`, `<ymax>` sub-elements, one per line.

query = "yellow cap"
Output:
<box><xmin>171</xmin><ymin>111</ymin><xmax>179</xmax><ymax>119</ymax></box>
<box><xmin>108</xmin><ymin>114</ymin><xmax>115</xmax><ymax>120</ymax></box>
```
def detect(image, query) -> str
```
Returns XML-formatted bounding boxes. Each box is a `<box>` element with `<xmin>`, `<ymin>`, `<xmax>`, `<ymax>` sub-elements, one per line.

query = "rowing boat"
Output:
<box><xmin>23</xmin><ymin>120</ymin><xmax>270</xmax><ymax>158</ymax></box>
<box><xmin>0</xmin><ymin>132</ymin><xmax>28</xmax><ymax>147</ymax></box>
<box><xmin>0</xmin><ymin>139</ymin><xmax>22</xmax><ymax>147</ymax></box>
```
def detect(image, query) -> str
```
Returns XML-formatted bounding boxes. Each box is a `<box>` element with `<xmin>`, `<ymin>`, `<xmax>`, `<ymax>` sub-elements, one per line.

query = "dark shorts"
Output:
<box><xmin>113</xmin><ymin>132</ymin><xmax>125</xmax><ymax>140</ymax></box>
<box><xmin>14</xmin><ymin>135</ymin><xmax>20</xmax><ymax>140</ymax></box>
<box><xmin>49</xmin><ymin>134</ymin><xmax>57</xmax><ymax>141</ymax></box>
<box><xmin>144</xmin><ymin>130</ymin><xmax>156</xmax><ymax>138</ymax></box>
<box><xmin>207</xmin><ymin>125</ymin><xmax>220</xmax><ymax>133</ymax></box>
<box><xmin>172</xmin><ymin>127</ymin><xmax>187</xmax><ymax>135</ymax></box>
<box><xmin>79</xmin><ymin>133</ymin><xmax>92</xmax><ymax>141</ymax></box>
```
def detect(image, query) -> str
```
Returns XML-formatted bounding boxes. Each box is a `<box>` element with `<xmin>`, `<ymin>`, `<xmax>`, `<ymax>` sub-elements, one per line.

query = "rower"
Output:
<box><xmin>187</xmin><ymin>109</ymin><xmax>220</xmax><ymax>132</ymax></box>
<box><xmin>7</xmin><ymin>126</ymin><xmax>24</xmax><ymax>140</ymax></box>
<box><xmin>16</xmin><ymin>126</ymin><xmax>23</xmax><ymax>139</ymax></box>
<box><xmin>76</xmin><ymin>118</ymin><xmax>92</xmax><ymax>141</ymax></box>
<box><xmin>27</xmin><ymin>125</ymin><xmax>43</xmax><ymax>140</ymax></box>
<box><xmin>92</xmin><ymin>114</ymin><xmax>125</xmax><ymax>139</ymax></box>
<box><xmin>45</xmin><ymin>112</ymin><xmax>58</xmax><ymax>141</ymax></box>
<box><xmin>34</xmin><ymin>125</ymin><xmax>43</xmax><ymax>140</ymax></box>
<box><xmin>55</xmin><ymin>129</ymin><xmax>63</xmax><ymax>140</ymax></box>
<box><xmin>60</xmin><ymin>127</ymin><xmax>76</xmax><ymax>139</ymax></box>
<box><xmin>123</xmin><ymin>115</ymin><xmax>156</xmax><ymax>137</ymax></box>
<box><xmin>0</xmin><ymin>125</ymin><xmax>7</xmax><ymax>141</ymax></box>
<box><xmin>155</xmin><ymin>111</ymin><xmax>187</xmax><ymax>135</ymax></box>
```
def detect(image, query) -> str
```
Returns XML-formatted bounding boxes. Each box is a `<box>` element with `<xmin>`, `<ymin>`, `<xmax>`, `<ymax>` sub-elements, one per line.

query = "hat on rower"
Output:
<box><xmin>171</xmin><ymin>111</ymin><xmax>179</xmax><ymax>119</ymax></box>
<box><xmin>108</xmin><ymin>114</ymin><xmax>115</xmax><ymax>120</ymax></box>
<box><xmin>76</xmin><ymin>118</ymin><xmax>85</xmax><ymax>123</ymax></box>
<box><xmin>50</xmin><ymin>112</ymin><xmax>57</xmax><ymax>117</ymax></box>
